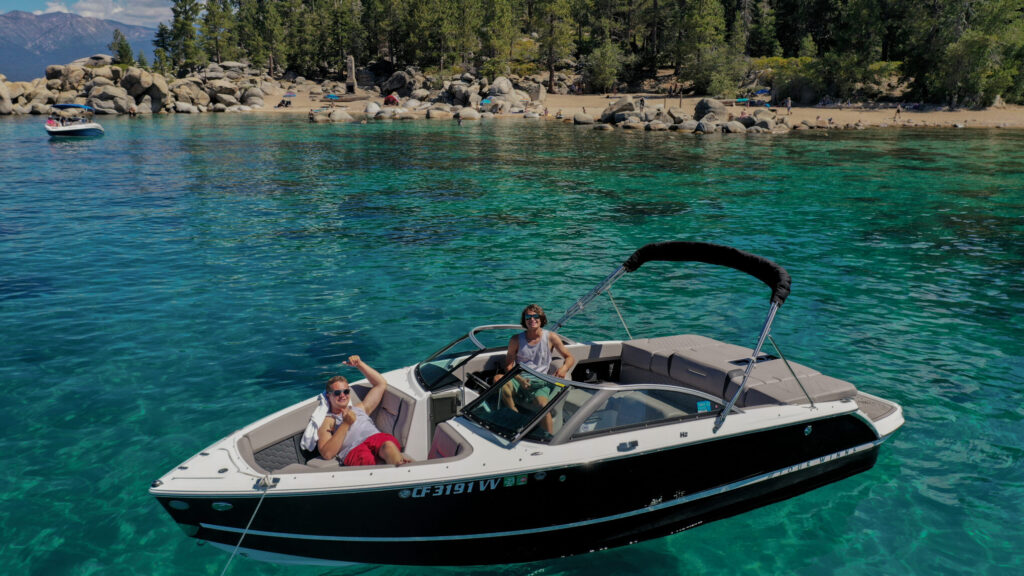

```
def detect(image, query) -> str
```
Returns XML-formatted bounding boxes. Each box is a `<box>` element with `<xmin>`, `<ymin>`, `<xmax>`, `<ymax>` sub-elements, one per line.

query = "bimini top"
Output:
<box><xmin>52</xmin><ymin>103</ymin><xmax>96</xmax><ymax>111</ymax></box>
<box><xmin>622</xmin><ymin>241</ymin><xmax>792</xmax><ymax>306</ymax></box>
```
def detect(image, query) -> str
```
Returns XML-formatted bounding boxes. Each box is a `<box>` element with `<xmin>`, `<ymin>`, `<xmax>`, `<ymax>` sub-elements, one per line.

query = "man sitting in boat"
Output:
<box><xmin>315</xmin><ymin>356</ymin><xmax>412</xmax><ymax>466</ymax></box>
<box><xmin>496</xmin><ymin>304</ymin><xmax>576</xmax><ymax>433</ymax></box>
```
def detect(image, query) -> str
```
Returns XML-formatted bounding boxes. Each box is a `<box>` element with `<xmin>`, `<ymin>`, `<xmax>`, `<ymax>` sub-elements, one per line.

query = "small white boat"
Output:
<box><xmin>150</xmin><ymin>241</ymin><xmax>904</xmax><ymax>566</ymax></box>
<box><xmin>45</xmin><ymin>104</ymin><xmax>104</xmax><ymax>137</ymax></box>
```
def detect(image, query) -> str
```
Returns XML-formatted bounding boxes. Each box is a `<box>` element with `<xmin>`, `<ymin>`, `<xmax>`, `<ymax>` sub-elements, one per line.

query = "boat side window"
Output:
<box><xmin>571</xmin><ymin>388</ymin><xmax>723</xmax><ymax>438</ymax></box>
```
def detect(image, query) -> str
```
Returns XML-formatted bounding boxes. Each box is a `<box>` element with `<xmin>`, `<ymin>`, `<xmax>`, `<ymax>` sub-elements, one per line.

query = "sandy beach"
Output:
<box><xmin>260</xmin><ymin>88</ymin><xmax>1024</xmax><ymax>129</ymax></box>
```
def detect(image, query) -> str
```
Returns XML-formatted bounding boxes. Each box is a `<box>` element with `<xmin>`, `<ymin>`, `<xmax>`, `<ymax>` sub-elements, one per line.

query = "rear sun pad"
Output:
<box><xmin>619</xmin><ymin>335</ymin><xmax>855</xmax><ymax>407</ymax></box>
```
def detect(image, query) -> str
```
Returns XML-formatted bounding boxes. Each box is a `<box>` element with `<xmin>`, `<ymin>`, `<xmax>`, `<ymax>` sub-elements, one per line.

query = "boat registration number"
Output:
<box><xmin>400</xmin><ymin>475</ymin><xmax>530</xmax><ymax>499</ymax></box>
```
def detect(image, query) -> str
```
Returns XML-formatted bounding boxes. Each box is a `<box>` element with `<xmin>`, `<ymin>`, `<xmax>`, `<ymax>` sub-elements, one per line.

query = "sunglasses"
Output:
<box><xmin>330</xmin><ymin>388</ymin><xmax>351</xmax><ymax>397</ymax></box>
<box><xmin>524</xmin><ymin>314</ymin><xmax>541</xmax><ymax>320</ymax></box>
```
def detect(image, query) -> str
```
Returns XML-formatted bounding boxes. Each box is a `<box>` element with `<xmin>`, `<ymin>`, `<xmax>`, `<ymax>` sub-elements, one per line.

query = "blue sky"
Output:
<box><xmin>0</xmin><ymin>1</ymin><xmax>171</xmax><ymax>27</ymax></box>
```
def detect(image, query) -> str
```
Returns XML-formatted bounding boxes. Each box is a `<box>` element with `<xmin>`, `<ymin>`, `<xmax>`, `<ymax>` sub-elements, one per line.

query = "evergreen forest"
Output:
<box><xmin>140</xmin><ymin>0</ymin><xmax>1024</xmax><ymax>107</ymax></box>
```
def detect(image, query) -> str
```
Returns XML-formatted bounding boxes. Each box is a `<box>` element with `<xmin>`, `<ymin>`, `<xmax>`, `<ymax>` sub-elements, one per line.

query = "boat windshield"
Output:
<box><xmin>414</xmin><ymin>325</ymin><xmax>522</xmax><ymax>392</ymax></box>
<box><xmin>463</xmin><ymin>367</ymin><xmax>729</xmax><ymax>445</ymax></box>
<box><xmin>462</xmin><ymin>366</ymin><xmax>568</xmax><ymax>443</ymax></box>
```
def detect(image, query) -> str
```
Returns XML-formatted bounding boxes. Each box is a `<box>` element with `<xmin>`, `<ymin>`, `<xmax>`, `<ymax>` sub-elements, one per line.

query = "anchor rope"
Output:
<box><xmin>219</xmin><ymin>476</ymin><xmax>273</xmax><ymax>576</ymax></box>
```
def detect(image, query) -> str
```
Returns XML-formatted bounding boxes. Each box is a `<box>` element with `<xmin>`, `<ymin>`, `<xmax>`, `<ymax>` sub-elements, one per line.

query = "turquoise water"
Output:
<box><xmin>1</xmin><ymin>114</ymin><xmax>1021</xmax><ymax>575</ymax></box>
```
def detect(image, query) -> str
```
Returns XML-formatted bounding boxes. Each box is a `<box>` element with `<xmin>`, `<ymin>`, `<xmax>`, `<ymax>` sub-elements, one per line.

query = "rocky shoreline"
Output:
<box><xmin>3</xmin><ymin>55</ymin><xmax>1020</xmax><ymax>132</ymax></box>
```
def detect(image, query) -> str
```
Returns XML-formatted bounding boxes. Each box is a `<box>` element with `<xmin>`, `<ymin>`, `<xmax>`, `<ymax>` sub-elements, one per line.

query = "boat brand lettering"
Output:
<box><xmin>404</xmin><ymin>478</ymin><xmax>505</xmax><ymax>499</ymax></box>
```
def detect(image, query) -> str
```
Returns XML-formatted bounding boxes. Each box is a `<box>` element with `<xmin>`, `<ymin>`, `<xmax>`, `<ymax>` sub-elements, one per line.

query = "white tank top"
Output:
<box><xmin>334</xmin><ymin>406</ymin><xmax>379</xmax><ymax>462</ymax></box>
<box><xmin>517</xmin><ymin>330</ymin><xmax>552</xmax><ymax>373</ymax></box>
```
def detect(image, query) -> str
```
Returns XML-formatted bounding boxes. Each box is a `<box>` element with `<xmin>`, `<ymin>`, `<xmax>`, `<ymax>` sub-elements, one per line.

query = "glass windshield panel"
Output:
<box><xmin>463</xmin><ymin>368</ymin><xmax>566</xmax><ymax>442</ymax></box>
<box><xmin>572</xmin><ymin>388</ymin><xmax>723</xmax><ymax>438</ymax></box>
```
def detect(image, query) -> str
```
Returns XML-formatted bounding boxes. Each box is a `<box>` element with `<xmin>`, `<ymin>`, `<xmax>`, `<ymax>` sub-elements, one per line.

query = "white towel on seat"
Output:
<box><xmin>300</xmin><ymin>393</ymin><xmax>330</xmax><ymax>452</ymax></box>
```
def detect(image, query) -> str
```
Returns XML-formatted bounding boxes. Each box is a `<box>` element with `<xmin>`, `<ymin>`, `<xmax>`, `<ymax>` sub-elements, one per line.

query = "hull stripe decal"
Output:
<box><xmin>201</xmin><ymin>438</ymin><xmax>884</xmax><ymax>543</ymax></box>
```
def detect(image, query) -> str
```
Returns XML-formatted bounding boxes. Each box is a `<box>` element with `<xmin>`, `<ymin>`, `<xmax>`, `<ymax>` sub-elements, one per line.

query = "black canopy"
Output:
<box><xmin>622</xmin><ymin>241</ymin><xmax>792</xmax><ymax>306</ymax></box>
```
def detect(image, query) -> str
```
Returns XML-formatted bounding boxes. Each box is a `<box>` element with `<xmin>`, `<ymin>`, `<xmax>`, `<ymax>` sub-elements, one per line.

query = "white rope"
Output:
<box><xmin>219</xmin><ymin>476</ymin><xmax>273</xmax><ymax>576</ymax></box>
<box><xmin>607</xmin><ymin>289</ymin><xmax>633</xmax><ymax>340</ymax></box>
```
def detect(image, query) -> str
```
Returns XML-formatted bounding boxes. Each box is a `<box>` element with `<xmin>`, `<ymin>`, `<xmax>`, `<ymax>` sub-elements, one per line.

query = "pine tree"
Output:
<box><xmin>108</xmin><ymin>29</ymin><xmax>135</xmax><ymax>65</ymax></box>
<box><xmin>537</xmin><ymin>0</ymin><xmax>575</xmax><ymax>88</ymax></box>
<box><xmin>748</xmin><ymin>1</ymin><xmax>782</xmax><ymax>57</ymax></box>
<box><xmin>169</xmin><ymin>0</ymin><xmax>203</xmax><ymax>72</ymax></box>
<box><xmin>201</xmin><ymin>0</ymin><xmax>237</xmax><ymax>64</ymax></box>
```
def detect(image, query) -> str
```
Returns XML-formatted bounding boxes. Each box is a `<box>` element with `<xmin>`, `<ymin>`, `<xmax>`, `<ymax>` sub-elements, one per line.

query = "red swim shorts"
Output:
<box><xmin>343</xmin><ymin>433</ymin><xmax>402</xmax><ymax>466</ymax></box>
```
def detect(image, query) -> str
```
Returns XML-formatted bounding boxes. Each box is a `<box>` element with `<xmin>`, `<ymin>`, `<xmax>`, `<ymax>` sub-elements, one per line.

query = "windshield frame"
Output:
<box><xmin>461</xmin><ymin>364</ymin><xmax>570</xmax><ymax>444</ymax></box>
<box><xmin>414</xmin><ymin>324</ymin><xmax>522</xmax><ymax>392</ymax></box>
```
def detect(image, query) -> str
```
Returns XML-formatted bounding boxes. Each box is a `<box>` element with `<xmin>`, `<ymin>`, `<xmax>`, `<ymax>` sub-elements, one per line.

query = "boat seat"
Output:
<box><xmin>427</xmin><ymin>422</ymin><xmax>474</xmax><ymax>461</ymax></box>
<box><xmin>351</xmin><ymin>384</ymin><xmax>416</xmax><ymax>449</ymax></box>
<box><xmin>619</xmin><ymin>335</ymin><xmax>856</xmax><ymax>407</ymax></box>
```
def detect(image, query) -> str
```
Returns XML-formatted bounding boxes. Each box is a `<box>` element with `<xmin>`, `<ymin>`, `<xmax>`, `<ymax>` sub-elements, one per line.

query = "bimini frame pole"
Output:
<box><xmin>713</xmin><ymin>301</ymin><xmax>780</xmax><ymax>433</ymax></box>
<box><xmin>550</xmin><ymin>266</ymin><xmax>628</xmax><ymax>333</ymax></box>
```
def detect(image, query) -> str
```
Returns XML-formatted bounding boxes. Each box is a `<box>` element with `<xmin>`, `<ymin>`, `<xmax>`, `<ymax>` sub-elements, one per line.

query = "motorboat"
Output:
<box><xmin>150</xmin><ymin>241</ymin><xmax>904</xmax><ymax>566</ymax></box>
<box><xmin>44</xmin><ymin>104</ymin><xmax>104</xmax><ymax>137</ymax></box>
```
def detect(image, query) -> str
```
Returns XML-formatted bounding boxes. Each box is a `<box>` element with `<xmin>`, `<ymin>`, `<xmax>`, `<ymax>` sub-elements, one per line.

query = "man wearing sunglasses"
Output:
<box><xmin>315</xmin><ymin>355</ymin><xmax>412</xmax><ymax>466</ymax></box>
<box><xmin>496</xmin><ymin>304</ymin><xmax>576</xmax><ymax>434</ymax></box>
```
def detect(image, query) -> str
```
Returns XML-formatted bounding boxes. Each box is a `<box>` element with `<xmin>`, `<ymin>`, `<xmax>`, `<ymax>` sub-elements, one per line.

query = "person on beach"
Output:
<box><xmin>786</xmin><ymin>97</ymin><xmax>792</xmax><ymax>115</ymax></box>
<box><xmin>315</xmin><ymin>355</ymin><xmax>412</xmax><ymax>466</ymax></box>
<box><xmin>496</xmin><ymin>304</ymin><xmax>576</xmax><ymax>434</ymax></box>
<box><xmin>894</xmin><ymin>103</ymin><xmax>903</xmax><ymax>121</ymax></box>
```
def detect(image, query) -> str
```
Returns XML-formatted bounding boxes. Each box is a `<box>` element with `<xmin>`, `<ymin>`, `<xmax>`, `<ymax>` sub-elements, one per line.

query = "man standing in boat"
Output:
<box><xmin>316</xmin><ymin>356</ymin><xmax>411</xmax><ymax>466</ymax></box>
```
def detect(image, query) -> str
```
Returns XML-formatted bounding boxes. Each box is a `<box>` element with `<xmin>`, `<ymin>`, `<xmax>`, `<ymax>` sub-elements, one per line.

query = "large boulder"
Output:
<box><xmin>380</xmin><ymin>70</ymin><xmax>414</xmax><ymax>96</ymax></box>
<box><xmin>489</xmin><ymin>76</ymin><xmax>514</xmax><ymax>97</ymax></box>
<box><xmin>170</xmin><ymin>79</ymin><xmax>210</xmax><ymax>106</ymax></box>
<box><xmin>45</xmin><ymin>65</ymin><xmax>65</xmax><ymax>80</ymax></box>
<box><xmin>457</xmin><ymin>107</ymin><xmax>480</xmax><ymax>120</ymax></box>
<box><xmin>524</xmin><ymin>82</ymin><xmax>546</xmax><ymax>102</ymax></box>
<box><xmin>600</xmin><ymin>96</ymin><xmax>635</xmax><ymax>123</ymax></box>
<box><xmin>0</xmin><ymin>82</ymin><xmax>12</xmax><ymax>115</ymax></box>
<box><xmin>667</xmin><ymin>107</ymin><xmax>691</xmax><ymax>123</ymax></box>
<box><xmin>123</xmin><ymin>67</ymin><xmax>154</xmax><ymax>97</ymax></box>
<box><xmin>215</xmin><ymin>92</ymin><xmax>240</xmax><ymax>107</ymax></box>
<box><xmin>722</xmin><ymin>121</ymin><xmax>748</xmax><ymax>133</ymax></box>
<box><xmin>26</xmin><ymin>85</ymin><xmax>55</xmax><ymax>105</ymax></box>
<box><xmin>89</xmin><ymin>65</ymin><xmax>116</xmax><ymax>81</ymax></box>
<box><xmin>694</xmin><ymin>119</ymin><xmax>719</xmax><ymax>134</ymax></box>
<box><xmin>329</xmin><ymin>109</ymin><xmax>354</xmax><ymax>122</ymax></box>
<box><xmin>694</xmin><ymin>98</ymin><xmax>727</xmax><ymax>120</ymax></box>
<box><xmin>449</xmin><ymin>81</ymin><xmax>473</xmax><ymax>106</ymax></box>
<box><xmin>240</xmin><ymin>86</ymin><xmax>264</xmax><ymax>106</ymax></box>
<box><xmin>174</xmin><ymin>101</ymin><xmax>198</xmax><ymax>114</ymax></box>
<box><xmin>426</xmin><ymin>108</ymin><xmax>453</xmax><ymax>120</ymax></box>
<box><xmin>573</xmin><ymin>113</ymin><xmax>595</xmax><ymax>125</ymax></box>
<box><xmin>87</xmin><ymin>84</ymin><xmax>134</xmax><ymax>114</ymax></box>
<box><xmin>71</xmin><ymin>54</ymin><xmax>113</xmax><ymax>68</ymax></box>
<box><xmin>6</xmin><ymin>82</ymin><xmax>26</xmax><ymax>101</ymax></box>
<box><xmin>62</xmin><ymin>65</ymin><xmax>86</xmax><ymax>90</ymax></box>
<box><xmin>207</xmin><ymin>79</ymin><xmax>237</xmax><ymax>96</ymax></box>
<box><xmin>147</xmin><ymin>74</ymin><xmax>169</xmax><ymax>100</ymax></box>
<box><xmin>203</xmin><ymin>63</ymin><xmax>225</xmax><ymax>80</ymax></box>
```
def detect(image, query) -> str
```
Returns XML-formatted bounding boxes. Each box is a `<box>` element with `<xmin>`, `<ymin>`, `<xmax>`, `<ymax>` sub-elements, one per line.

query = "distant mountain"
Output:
<box><xmin>0</xmin><ymin>10</ymin><xmax>155</xmax><ymax>82</ymax></box>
